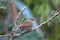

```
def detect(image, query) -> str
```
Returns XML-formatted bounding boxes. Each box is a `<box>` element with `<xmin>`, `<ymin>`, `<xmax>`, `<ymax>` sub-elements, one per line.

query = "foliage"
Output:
<box><xmin>0</xmin><ymin>0</ymin><xmax>60</xmax><ymax>40</ymax></box>
<box><xmin>22</xmin><ymin>0</ymin><xmax>60</xmax><ymax>40</ymax></box>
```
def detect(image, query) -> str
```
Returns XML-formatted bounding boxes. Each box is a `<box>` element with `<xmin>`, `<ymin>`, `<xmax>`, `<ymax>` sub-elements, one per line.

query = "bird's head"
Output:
<box><xmin>29</xmin><ymin>18</ymin><xmax>34</xmax><ymax>23</ymax></box>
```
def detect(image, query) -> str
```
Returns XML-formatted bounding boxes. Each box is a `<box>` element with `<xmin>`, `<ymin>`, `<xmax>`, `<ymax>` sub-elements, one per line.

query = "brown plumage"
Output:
<box><xmin>19</xmin><ymin>18</ymin><xmax>34</xmax><ymax>31</ymax></box>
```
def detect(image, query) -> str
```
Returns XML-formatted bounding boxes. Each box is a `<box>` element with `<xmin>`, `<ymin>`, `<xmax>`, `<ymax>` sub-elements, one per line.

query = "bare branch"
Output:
<box><xmin>16</xmin><ymin>6</ymin><xmax>26</xmax><ymax>20</ymax></box>
<box><xmin>11</xmin><ymin>11</ymin><xmax>60</xmax><ymax>38</ymax></box>
<box><xmin>0</xmin><ymin>34</ymin><xmax>10</xmax><ymax>37</ymax></box>
<box><xmin>9</xmin><ymin>6</ymin><xmax>27</xmax><ymax>40</ymax></box>
<box><xmin>0</xmin><ymin>11</ymin><xmax>60</xmax><ymax>39</ymax></box>
<box><xmin>32</xmin><ymin>11</ymin><xmax>60</xmax><ymax>30</ymax></box>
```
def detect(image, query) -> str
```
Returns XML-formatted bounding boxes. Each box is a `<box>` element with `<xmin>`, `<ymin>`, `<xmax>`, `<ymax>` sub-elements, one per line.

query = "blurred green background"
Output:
<box><xmin>0</xmin><ymin>0</ymin><xmax>60</xmax><ymax>40</ymax></box>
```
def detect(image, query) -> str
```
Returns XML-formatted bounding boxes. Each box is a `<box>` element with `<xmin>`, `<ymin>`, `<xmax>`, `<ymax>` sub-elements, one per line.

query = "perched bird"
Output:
<box><xmin>19</xmin><ymin>18</ymin><xmax>34</xmax><ymax>31</ymax></box>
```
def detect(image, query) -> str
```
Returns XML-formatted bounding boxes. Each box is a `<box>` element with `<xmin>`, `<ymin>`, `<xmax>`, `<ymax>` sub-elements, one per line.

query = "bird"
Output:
<box><xmin>19</xmin><ymin>18</ymin><xmax>34</xmax><ymax>31</ymax></box>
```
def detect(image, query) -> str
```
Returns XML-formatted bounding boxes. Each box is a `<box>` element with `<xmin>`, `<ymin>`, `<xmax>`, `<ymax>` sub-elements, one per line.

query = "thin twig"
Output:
<box><xmin>16</xmin><ymin>6</ymin><xmax>26</xmax><ymax>20</ymax></box>
<box><xmin>0</xmin><ymin>34</ymin><xmax>10</xmax><ymax>37</ymax></box>
<box><xmin>32</xmin><ymin>11</ymin><xmax>60</xmax><ymax>30</ymax></box>
<box><xmin>0</xmin><ymin>11</ymin><xmax>60</xmax><ymax>38</ymax></box>
<box><xmin>9</xmin><ymin>6</ymin><xmax>27</xmax><ymax>40</ymax></box>
<box><xmin>13</xmin><ymin>30</ymin><xmax>28</xmax><ymax>37</ymax></box>
<box><xmin>11</xmin><ymin>11</ymin><xmax>60</xmax><ymax>37</ymax></box>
